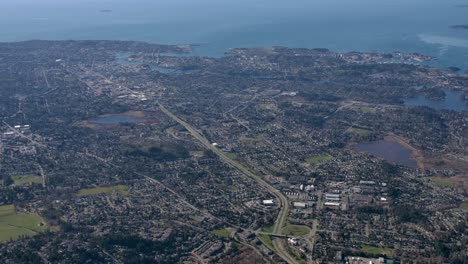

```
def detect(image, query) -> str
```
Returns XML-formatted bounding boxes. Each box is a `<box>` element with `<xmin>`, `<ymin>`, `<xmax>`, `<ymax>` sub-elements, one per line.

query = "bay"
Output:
<box><xmin>0</xmin><ymin>0</ymin><xmax>467</xmax><ymax>70</ymax></box>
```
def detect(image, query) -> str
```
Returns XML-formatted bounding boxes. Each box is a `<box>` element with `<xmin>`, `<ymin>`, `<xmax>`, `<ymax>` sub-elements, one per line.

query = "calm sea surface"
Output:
<box><xmin>1</xmin><ymin>0</ymin><xmax>467</xmax><ymax>68</ymax></box>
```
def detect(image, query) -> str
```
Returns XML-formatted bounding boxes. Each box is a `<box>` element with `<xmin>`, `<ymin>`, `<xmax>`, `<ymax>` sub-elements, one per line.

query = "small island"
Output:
<box><xmin>448</xmin><ymin>66</ymin><xmax>461</xmax><ymax>72</ymax></box>
<box><xmin>450</xmin><ymin>24</ymin><xmax>468</xmax><ymax>29</ymax></box>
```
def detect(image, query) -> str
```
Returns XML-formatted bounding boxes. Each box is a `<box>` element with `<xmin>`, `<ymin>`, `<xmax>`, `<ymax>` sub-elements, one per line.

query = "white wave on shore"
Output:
<box><xmin>419</xmin><ymin>34</ymin><xmax>468</xmax><ymax>48</ymax></box>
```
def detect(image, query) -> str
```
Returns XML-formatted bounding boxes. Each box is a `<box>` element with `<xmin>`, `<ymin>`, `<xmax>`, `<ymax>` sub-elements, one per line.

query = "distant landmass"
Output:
<box><xmin>450</xmin><ymin>24</ymin><xmax>468</xmax><ymax>29</ymax></box>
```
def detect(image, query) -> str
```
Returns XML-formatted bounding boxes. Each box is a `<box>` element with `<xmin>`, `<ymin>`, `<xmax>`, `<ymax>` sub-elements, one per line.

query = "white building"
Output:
<box><xmin>293</xmin><ymin>202</ymin><xmax>307</xmax><ymax>208</ymax></box>
<box><xmin>262</xmin><ymin>200</ymin><xmax>275</xmax><ymax>206</ymax></box>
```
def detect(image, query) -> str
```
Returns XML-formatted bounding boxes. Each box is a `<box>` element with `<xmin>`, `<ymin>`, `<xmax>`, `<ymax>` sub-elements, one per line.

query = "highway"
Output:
<box><xmin>158</xmin><ymin>103</ymin><xmax>297</xmax><ymax>264</ymax></box>
<box><xmin>2</xmin><ymin>121</ymin><xmax>46</xmax><ymax>148</ymax></box>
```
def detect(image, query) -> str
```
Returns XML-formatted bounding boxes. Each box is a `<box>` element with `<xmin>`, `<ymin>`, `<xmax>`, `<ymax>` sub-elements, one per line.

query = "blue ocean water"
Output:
<box><xmin>1</xmin><ymin>0</ymin><xmax>467</xmax><ymax>68</ymax></box>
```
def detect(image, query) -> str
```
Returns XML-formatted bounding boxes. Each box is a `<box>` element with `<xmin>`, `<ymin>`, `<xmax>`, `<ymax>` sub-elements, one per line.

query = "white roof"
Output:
<box><xmin>293</xmin><ymin>202</ymin><xmax>307</xmax><ymax>207</ymax></box>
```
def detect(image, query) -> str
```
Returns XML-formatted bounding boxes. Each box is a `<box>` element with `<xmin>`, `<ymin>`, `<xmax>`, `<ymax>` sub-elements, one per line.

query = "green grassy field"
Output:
<box><xmin>78</xmin><ymin>185</ymin><xmax>129</xmax><ymax>196</ymax></box>
<box><xmin>430</xmin><ymin>177</ymin><xmax>455</xmax><ymax>188</ymax></box>
<box><xmin>305</xmin><ymin>155</ymin><xmax>333</xmax><ymax>165</ymax></box>
<box><xmin>212</xmin><ymin>228</ymin><xmax>231</xmax><ymax>238</ymax></box>
<box><xmin>261</xmin><ymin>225</ymin><xmax>274</xmax><ymax>233</ymax></box>
<box><xmin>242</xmin><ymin>136</ymin><xmax>264</xmax><ymax>143</ymax></box>
<box><xmin>0</xmin><ymin>205</ymin><xmax>15</xmax><ymax>217</ymax></box>
<box><xmin>347</xmin><ymin>127</ymin><xmax>371</xmax><ymax>136</ymax></box>
<box><xmin>460</xmin><ymin>202</ymin><xmax>468</xmax><ymax>211</ymax></box>
<box><xmin>225</xmin><ymin>152</ymin><xmax>238</xmax><ymax>159</ymax></box>
<box><xmin>223</xmin><ymin>93</ymin><xmax>243</xmax><ymax>99</ymax></box>
<box><xmin>258</xmin><ymin>234</ymin><xmax>274</xmax><ymax>249</ymax></box>
<box><xmin>192</xmin><ymin>151</ymin><xmax>205</xmax><ymax>157</ymax></box>
<box><xmin>361</xmin><ymin>245</ymin><xmax>393</xmax><ymax>256</ymax></box>
<box><xmin>359</xmin><ymin>107</ymin><xmax>377</xmax><ymax>113</ymax></box>
<box><xmin>282</xmin><ymin>225</ymin><xmax>311</xmax><ymax>237</ymax></box>
<box><xmin>12</xmin><ymin>175</ymin><xmax>42</xmax><ymax>186</ymax></box>
<box><xmin>0</xmin><ymin>205</ymin><xmax>47</xmax><ymax>243</ymax></box>
<box><xmin>259</xmin><ymin>103</ymin><xmax>277</xmax><ymax>110</ymax></box>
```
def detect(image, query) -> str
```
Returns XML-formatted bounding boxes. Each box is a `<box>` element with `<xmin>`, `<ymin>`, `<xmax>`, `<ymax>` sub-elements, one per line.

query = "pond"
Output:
<box><xmin>354</xmin><ymin>140</ymin><xmax>417</xmax><ymax>168</ymax></box>
<box><xmin>404</xmin><ymin>90</ymin><xmax>467</xmax><ymax>112</ymax></box>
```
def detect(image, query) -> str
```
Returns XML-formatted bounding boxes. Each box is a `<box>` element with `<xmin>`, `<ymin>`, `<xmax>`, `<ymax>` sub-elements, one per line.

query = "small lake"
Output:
<box><xmin>354</xmin><ymin>140</ymin><xmax>417</xmax><ymax>167</ymax></box>
<box><xmin>92</xmin><ymin>115</ymin><xmax>145</xmax><ymax>124</ymax></box>
<box><xmin>404</xmin><ymin>90</ymin><xmax>467</xmax><ymax>112</ymax></box>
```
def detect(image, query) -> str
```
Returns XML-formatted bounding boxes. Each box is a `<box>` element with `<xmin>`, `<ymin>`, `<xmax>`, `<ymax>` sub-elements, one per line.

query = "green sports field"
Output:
<box><xmin>78</xmin><ymin>185</ymin><xmax>129</xmax><ymax>196</ymax></box>
<box><xmin>12</xmin><ymin>175</ymin><xmax>42</xmax><ymax>186</ymax></box>
<box><xmin>305</xmin><ymin>155</ymin><xmax>333</xmax><ymax>165</ymax></box>
<box><xmin>0</xmin><ymin>205</ymin><xmax>48</xmax><ymax>243</ymax></box>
